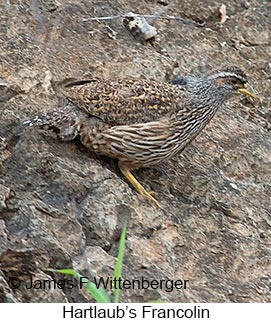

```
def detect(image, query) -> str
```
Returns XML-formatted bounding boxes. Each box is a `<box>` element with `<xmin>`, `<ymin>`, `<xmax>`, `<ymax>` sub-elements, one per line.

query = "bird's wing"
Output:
<box><xmin>60</xmin><ymin>78</ymin><xmax>185</xmax><ymax>126</ymax></box>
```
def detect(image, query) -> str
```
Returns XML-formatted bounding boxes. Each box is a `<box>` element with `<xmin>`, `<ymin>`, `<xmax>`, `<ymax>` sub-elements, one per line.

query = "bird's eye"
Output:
<box><xmin>231</xmin><ymin>78</ymin><xmax>238</xmax><ymax>84</ymax></box>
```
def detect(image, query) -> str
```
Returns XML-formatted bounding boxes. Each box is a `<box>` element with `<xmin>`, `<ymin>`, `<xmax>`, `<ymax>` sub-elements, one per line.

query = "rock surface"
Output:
<box><xmin>0</xmin><ymin>0</ymin><xmax>270</xmax><ymax>302</ymax></box>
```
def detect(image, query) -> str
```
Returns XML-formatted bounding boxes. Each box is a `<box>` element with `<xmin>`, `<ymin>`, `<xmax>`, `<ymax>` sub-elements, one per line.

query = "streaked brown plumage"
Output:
<box><xmin>24</xmin><ymin>66</ymin><xmax>255</xmax><ymax>206</ymax></box>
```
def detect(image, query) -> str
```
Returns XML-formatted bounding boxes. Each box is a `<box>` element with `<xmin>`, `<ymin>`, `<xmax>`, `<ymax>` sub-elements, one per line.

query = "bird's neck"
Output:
<box><xmin>172</xmin><ymin>79</ymin><xmax>225</xmax><ymax>140</ymax></box>
<box><xmin>180</xmin><ymin>79</ymin><xmax>223</xmax><ymax>115</ymax></box>
<box><xmin>186</xmin><ymin>78</ymin><xmax>229</xmax><ymax>106</ymax></box>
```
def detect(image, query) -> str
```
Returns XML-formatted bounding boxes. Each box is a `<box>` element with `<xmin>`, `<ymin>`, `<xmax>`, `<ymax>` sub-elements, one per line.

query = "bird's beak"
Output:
<box><xmin>238</xmin><ymin>83</ymin><xmax>256</xmax><ymax>99</ymax></box>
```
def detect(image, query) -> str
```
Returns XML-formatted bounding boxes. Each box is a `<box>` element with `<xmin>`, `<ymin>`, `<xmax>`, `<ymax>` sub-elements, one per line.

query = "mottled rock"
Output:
<box><xmin>0</xmin><ymin>0</ymin><xmax>270</xmax><ymax>303</ymax></box>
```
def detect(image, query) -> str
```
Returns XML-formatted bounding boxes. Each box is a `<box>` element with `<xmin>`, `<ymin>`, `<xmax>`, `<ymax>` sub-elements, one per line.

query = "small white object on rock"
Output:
<box><xmin>219</xmin><ymin>4</ymin><xmax>229</xmax><ymax>24</ymax></box>
<box><xmin>123</xmin><ymin>12</ymin><xmax>157</xmax><ymax>42</ymax></box>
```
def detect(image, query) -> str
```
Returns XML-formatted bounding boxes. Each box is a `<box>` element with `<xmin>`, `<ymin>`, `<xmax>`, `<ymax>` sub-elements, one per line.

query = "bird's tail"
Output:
<box><xmin>22</xmin><ymin>104</ymin><xmax>82</xmax><ymax>141</ymax></box>
<box><xmin>51</xmin><ymin>78</ymin><xmax>97</xmax><ymax>98</ymax></box>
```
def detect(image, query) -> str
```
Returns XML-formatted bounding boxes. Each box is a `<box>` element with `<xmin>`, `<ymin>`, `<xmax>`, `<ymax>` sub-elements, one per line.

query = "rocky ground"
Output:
<box><xmin>0</xmin><ymin>0</ymin><xmax>270</xmax><ymax>302</ymax></box>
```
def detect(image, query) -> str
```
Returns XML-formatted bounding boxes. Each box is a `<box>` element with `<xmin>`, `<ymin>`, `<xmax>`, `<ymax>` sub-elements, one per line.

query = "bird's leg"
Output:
<box><xmin>118</xmin><ymin>162</ymin><xmax>160</xmax><ymax>207</ymax></box>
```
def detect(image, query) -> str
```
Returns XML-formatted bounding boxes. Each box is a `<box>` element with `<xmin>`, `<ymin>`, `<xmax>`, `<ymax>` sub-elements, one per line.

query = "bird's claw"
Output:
<box><xmin>139</xmin><ymin>188</ymin><xmax>160</xmax><ymax>207</ymax></box>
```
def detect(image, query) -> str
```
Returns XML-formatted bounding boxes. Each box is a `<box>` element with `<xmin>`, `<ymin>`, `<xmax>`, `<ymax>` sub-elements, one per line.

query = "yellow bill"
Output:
<box><xmin>238</xmin><ymin>83</ymin><xmax>256</xmax><ymax>99</ymax></box>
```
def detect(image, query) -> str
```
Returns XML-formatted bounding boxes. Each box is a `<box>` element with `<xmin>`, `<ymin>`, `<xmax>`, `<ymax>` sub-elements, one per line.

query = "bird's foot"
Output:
<box><xmin>119</xmin><ymin>164</ymin><xmax>160</xmax><ymax>207</ymax></box>
<box><xmin>137</xmin><ymin>187</ymin><xmax>160</xmax><ymax>208</ymax></box>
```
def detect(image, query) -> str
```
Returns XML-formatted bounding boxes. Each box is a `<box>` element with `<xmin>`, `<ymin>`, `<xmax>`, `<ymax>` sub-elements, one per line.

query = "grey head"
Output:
<box><xmin>206</xmin><ymin>66</ymin><xmax>255</xmax><ymax>100</ymax></box>
<box><xmin>173</xmin><ymin>66</ymin><xmax>255</xmax><ymax>106</ymax></box>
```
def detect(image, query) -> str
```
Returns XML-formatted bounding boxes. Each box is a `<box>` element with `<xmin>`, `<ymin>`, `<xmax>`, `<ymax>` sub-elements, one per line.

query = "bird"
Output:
<box><xmin>23</xmin><ymin>66</ymin><xmax>255</xmax><ymax>206</ymax></box>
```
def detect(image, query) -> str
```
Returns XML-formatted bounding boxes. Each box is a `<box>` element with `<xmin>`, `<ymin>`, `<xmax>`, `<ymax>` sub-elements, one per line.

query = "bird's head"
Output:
<box><xmin>208</xmin><ymin>66</ymin><xmax>255</xmax><ymax>100</ymax></box>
